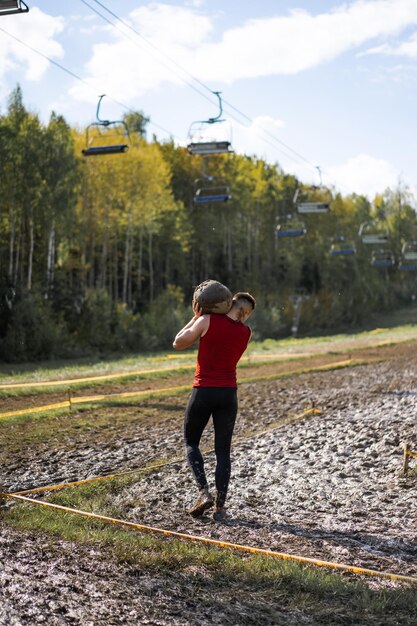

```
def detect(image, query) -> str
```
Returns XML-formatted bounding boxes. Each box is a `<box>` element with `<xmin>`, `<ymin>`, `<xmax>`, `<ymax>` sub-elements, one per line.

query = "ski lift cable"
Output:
<box><xmin>220</xmin><ymin>96</ymin><xmax>317</xmax><ymax>170</ymax></box>
<box><xmin>86</xmin><ymin>0</ymin><xmax>319</xmax><ymax>175</ymax></box>
<box><xmin>0</xmin><ymin>21</ymin><xmax>310</xmax><ymax>170</ymax></box>
<box><xmin>84</xmin><ymin>0</ymin><xmax>295</xmax><ymax>165</ymax></box>
<box><xmin>0</xmin><ymin>25</ymin><xmax>92</xmax><ymax>87</ymax></box>
<box><xmin>0</xmin><ymin>25</ymin><xmax>178</xmax><ymax>140</ymax></box>
<box><xmin>80</xmin><ymin>0</ymin><xmax>221</xmax><ymax>113</ymax></box>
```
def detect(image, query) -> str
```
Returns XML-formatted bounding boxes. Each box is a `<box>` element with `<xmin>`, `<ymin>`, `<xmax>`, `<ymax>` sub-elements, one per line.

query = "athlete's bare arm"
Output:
<box><xmin>173</xmin><ymin>307</ymin><xmax>210</xmax><ymax>350</ymax></box>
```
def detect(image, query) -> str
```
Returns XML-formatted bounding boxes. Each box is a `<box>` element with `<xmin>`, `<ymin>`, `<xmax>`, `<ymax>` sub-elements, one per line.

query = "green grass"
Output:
<box><xmin>0</xmin><ymin>355</ymin><xmax>379</xmax><ymax>429</ymax></box>
<box><xmin>1</xmin><ymin>315</ymin><xmax>416</xmax><ymax>388</ymax></box>
<box><xmin>0</xmin><ymin>398</ymin><xmax>184</xmax><ymax>454</ymax></box>
<box><xmin>0</xmin><ymin>347</ymin><xmax>373</xmax><ymax>399</ymax></box>
<box><xmin>0</xmin><ymin>365</ymin><xmax>195</xmax><ymax>399</ymax></box>
<box><xmin>3</xmin><ymin>475</ymin><xmax>417</xmax><ymax>626</ymax></box>
<box><xmin>239</xmin><ymin>357</ymin><xmax>381</xmax><ymax>386</ymax></box>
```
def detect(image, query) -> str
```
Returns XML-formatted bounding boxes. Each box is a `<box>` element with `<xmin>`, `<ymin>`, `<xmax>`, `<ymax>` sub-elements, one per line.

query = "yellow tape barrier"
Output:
<box><xmin>0</xmin><ymin>342</ymin><xmax>394</xmax><ymax>390</ymax></box>
<box><xmin>0</xmin><ymin>366</ymin><xmax>194</xmax><ymax>389</ymax></box>
<box><xmin>0</xmin><ymin>352</ymin><xmax>326</xmax><ymax>390</ymax></box>
<box><xmin>10</xmin><ymin>407</ymin><xmax>321</xmax><ymax>496</ymax></box>
<box><xmin>403</xmin><ymin>444</ymin><xmax>417</xmax><ymax>475</ymax></box>
<box><xmin>0</xmin><ymin>385</ymin><xmax>190</xmax><ymax>420</ymax></box>
<box><xmin>0</xmin><ymin>354</ymin><xmax>308</xmax><ymax>390</ymax></box>
<box><xmin>0</xmin><ymin>359</ymin><xmax>371</xmax><ymax>421</ymax></box>
<box><xmin>6</xmin><ymin>494</ymin><xmax>417</xmax><ymax>585</ymax></box>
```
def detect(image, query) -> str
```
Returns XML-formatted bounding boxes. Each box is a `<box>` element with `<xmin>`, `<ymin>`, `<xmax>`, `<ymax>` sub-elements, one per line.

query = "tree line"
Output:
<box><xmin>1</xmin><ymin>86</ymin><xmax>416</xmax><ymax>362</ymax></box>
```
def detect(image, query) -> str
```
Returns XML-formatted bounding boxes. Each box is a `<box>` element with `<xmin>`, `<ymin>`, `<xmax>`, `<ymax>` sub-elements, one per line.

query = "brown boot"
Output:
<box><xmin>188</xmin><ymin>487</ymin><xmax>214</xmax><ymax>518</ymax></box>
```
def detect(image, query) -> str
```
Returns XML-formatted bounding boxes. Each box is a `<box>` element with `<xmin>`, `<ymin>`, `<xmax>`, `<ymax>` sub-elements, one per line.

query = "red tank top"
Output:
<box><xmin>193</xmin><ymin>314</ymin><xmax>251</xmax><ymax>388</ymax></box>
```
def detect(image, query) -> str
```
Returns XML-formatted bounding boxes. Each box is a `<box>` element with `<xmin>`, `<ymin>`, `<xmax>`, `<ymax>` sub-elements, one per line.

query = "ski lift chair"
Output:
<box><xmin>187</xmin><ymin>92</ymin><xmax>233</xmax><ymax>156</ymax></box>
<box><xmin>82</xmin><ymin>95</ymin><xmax>129</xmax><ymax>157</ymax></box>
<box><xmin>193</xmin><ymin>178</ymin><xmax>231</xmax><ymax>204</ymax></box>
<box><xmin>370</xmin><ymin>250</ymin><xmax>395</xmax><ymax>268</ymax></box>
<box><xmin>188</xmin><ymin>138</ymin><xmax>231</xmax><ymax>156</ymax></box>
<box><xmin>329</xmin><ymin>236</ymin><xmax>356</xmax><ymax>256</ymax></box>
<box><xmin>398</xmin><ymin>260</ymin><xmax>417</xmax><ymax>271</ymax></box>
<box><xmin>293</xmin><ymin>166</ymin><xmax>331</xmax><ymax>214</ymax></box>
<box><xmin>359</xmin><ymin>221</ymin><xmax>389</xmax><ymax>245</ymax></box>
<box><xmin>294</xmin><ymin>188</ymin><xmax>330</xmax><ymax>214</ymax></box>
<box><xmin>401</xmin><ymin>241</ymin><xmax>417</xmax><ymax>261</ymax></box>
<box><xmin>275</xmin><ymin>215</ymin><xmax>306</xmax><ymax>238</ymax></box>
<box><xmin>0</xmin><ymin>0</ymin><xmax>29</xmax><ymax>15</ymax></box>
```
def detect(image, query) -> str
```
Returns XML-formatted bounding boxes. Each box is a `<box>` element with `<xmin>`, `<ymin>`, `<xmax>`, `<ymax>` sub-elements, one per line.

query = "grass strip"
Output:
<box><xmin>3</xmin><ymin>491</ymin><xmax>417</xmax><ymax>626</ymax></box>
<box><xmin>240</xmin><ymin>357</ymin><xmax>382</xmax><ymax>385</ymax></box>
<box><xmin>0</xmin><ymin>366</ymin><xmax>195</xmax><ymax>397</ymax></box>
<box><xmin>0</xmin><ymin>333</ymin><xmax>414</xmax><ymax>397</ymax></box>
<box><xmin>8</xmin><ymin>493</ymin><xmax>417</xmax><ymax>585</ymax></box>
<box><xmin>0</xmin><ymin>358</ymin><xmax>378</xmax><ymax>425</ymax></box>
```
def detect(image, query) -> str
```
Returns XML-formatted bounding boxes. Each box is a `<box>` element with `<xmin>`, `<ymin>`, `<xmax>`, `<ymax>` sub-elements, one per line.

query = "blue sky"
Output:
<box><xmin>1</xmin><ymin>0</ymin><xmax>417</xmax><ymax>199</ymax></box>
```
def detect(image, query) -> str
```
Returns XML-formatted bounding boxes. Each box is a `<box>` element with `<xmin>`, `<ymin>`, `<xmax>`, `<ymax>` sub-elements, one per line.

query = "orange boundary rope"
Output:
<box><xmin>0</xmin><ymin>335</ymin><xmax>406</xmax><ymax>390</ymax></box>
<box><xmin>7</xmin><ymin>494</ymin><xmax>417</xmax><ymax>585</ymax></box>
<box><xmin>0</xmin><ymin>385</ymin><xmax>190</xmax><ymax>420</ymax></box>
<box><xmin>0</xmin><ymin>358</ymin><xmax>375</xmax><ymax>421</ymax></box>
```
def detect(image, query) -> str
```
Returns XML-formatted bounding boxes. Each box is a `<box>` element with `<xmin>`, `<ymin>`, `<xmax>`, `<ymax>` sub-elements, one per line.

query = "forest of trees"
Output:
<box><xmin>1</xmin><ymin>86</ymin><xmax>417</xmax><ymax>362</ymax></box>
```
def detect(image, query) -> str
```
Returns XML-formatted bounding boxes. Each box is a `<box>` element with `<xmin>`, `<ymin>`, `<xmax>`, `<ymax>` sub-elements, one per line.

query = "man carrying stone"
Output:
<box><xmin>173</xmin><ymin>288</ymin><xmax>255</xmax><ymax>521</ymax></box>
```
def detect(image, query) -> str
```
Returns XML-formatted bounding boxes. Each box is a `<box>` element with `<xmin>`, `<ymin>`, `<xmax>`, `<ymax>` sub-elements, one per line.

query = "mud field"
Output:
<box><xmin>1</xmin><ymin>344</ymin><xmax>417</xmax><ymax>625</ymax></box>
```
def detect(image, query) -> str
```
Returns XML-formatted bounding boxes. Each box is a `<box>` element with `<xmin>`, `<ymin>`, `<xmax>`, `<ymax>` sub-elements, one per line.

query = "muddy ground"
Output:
<box><xmin>1</xmin><ymin>343</ymin><xmax>417</xmax><ymax>625</ymax></box>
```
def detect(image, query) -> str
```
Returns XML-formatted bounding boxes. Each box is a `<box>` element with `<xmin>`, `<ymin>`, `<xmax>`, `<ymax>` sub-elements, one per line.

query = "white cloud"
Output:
<box><xmin>69</xmin><ymin>0</ymin><xmax>417</xmax><ymax>104</ymax></box>
<box><xmin>69</xmin><ymin>3</ymin><xmax>213</xmax><ymax>103</ymax></box>
<box><xmin>185</xmin><ymin>0</ymin><xmax>205</xmax><ymax>7</ymax></box>
<box><xmin>361</xmin><ymin>32</ymin><xmax>417</xmax><ymax>58</ymax></box>
<box><xmin>327</xmin><ymin>154</ymin><xmax>399</xmax><ymax>197</ymax></box>
<box><xmin>232</xmin><ymin>115</ymin><xmax>286</xmax><ymax>161</ymax></box>
<box><xmin>0</xmin><ymin>7</ymin><xmax>64</xmax><ymax>84</ymax></box>
<box><xmin>193</xmin><ymin>1</ymin><xmax>417</xmax><ymax>82</ymax></box>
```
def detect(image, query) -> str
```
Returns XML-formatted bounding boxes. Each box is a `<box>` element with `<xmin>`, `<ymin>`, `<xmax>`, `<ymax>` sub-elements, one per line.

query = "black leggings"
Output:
<box><xmin>184</xmin><ymin>387</ymin><xmax>238</xmax><ymax>508</ymax></box>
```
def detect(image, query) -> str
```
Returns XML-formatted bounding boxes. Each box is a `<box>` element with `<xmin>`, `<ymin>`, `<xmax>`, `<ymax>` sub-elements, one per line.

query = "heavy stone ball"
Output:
<box><xmin>192</xmin><ymin>279</ymin><xmax>233</xmax><ymax>314</ymax></box>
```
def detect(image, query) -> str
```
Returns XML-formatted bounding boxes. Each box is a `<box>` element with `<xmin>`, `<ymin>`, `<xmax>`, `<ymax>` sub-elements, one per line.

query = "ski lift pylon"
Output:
<box><xmin>0</xmin><ymin>0</ymin><xmax>29</xmax><ymax>15</ymax></box>
<box><xmin>294</xmin><ymin>166</ymin><xmax>331</xmax><ymax>214</ymax></box>
<box><xmin>187</xmin><ymin>92</ymin><xmax>233</xmax><ymax>155</ymax></box>
<box><xmin>82</xmin><ymin>95</ymin><xmax>129</xmax><ymax>157</ymax></box>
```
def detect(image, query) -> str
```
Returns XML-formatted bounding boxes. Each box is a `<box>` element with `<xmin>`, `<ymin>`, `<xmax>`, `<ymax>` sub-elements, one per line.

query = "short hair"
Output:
<box><xmin>232</xmin><ymin>291</ymin><xmax>256</xmax><ymax>310</ymax></box>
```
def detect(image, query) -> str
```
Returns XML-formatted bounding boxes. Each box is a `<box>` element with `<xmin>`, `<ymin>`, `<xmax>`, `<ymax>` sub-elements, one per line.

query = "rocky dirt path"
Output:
<box><xmin>113</xmin><ymin>357</ymin><xmax>417</xmax><ymax>580</ymax></box>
